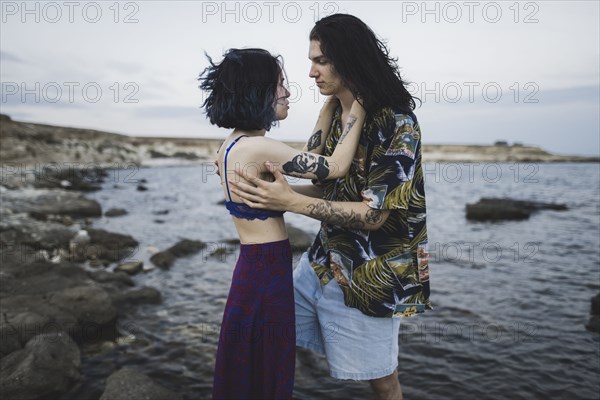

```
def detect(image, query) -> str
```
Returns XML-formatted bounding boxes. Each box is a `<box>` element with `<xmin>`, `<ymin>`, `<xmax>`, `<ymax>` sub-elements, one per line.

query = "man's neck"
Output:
<box><xmin>336</xmin><ymin>89</ymin><xmax>355</xmax><ymax>115</ymax></box>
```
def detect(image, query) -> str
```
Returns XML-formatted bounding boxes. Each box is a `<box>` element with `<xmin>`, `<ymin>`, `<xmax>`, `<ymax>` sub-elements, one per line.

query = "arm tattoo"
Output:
<box><xmin>305</xmin><ymin>201</ymin><xmax>366</xmax><ymax>229</ymax></box>
<box><xmin>365</xmin><ymin>208</ymin><xmax>384</xmax><ymax>225</ymax></box>
<box><xmin>306</xmin><ymin>129</ymin><xmax>322</xmax><ymax>151</ymax></box>
<box><xmin>338</xmin><ymin>114</ymin><xmax>357</xmax><ymax>144</ymax></box>
<box><xmin>283</xmin><ymin>154</ymin><xmax>330</xmax><ymax>180</ymax></box>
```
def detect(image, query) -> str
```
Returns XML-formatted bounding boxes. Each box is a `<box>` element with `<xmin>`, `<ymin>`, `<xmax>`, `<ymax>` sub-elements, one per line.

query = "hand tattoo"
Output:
<box><xmin>283</xmin><ymin>153</ymin><xmax>330</xmax><ymax>180</ymax></box>
<box><xmin>306</xmin><ymin>130</ymin><xmax>322</xmax><ymax>151</ymax></box>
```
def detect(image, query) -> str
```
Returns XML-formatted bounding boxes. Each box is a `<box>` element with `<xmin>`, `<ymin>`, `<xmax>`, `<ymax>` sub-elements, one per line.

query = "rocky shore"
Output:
<box><xmin>1</xmin><ymin>114</ymin><xmax>598</xmax><ymax>168</ymax></box>
<box><xmin>0</xmin><ymin>116</ymin><xmax>316</xmax><ymax>398</ymax></box>
<box><xmin>1</xmin><ymin>114</ymin><xmax>598</xmax><ymax>398</ymax></box>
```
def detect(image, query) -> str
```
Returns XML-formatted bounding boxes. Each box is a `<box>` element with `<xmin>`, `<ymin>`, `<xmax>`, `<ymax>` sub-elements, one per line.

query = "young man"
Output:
<box><xmin>229</xmin><ymin>14</ymin><xmax>431</xmax><ymax>400</ymax></box>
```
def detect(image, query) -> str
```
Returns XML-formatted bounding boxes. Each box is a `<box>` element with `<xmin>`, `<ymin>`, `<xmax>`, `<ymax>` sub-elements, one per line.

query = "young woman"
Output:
<box><xmin>199</xmin><ymin>48</ymin><xmax>365</xmax><ymax>400</ymax></box>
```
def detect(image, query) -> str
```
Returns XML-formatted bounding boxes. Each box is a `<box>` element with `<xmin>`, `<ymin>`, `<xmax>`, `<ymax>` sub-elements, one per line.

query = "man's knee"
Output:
<box><xmin>369</xmin><ymin>369</ymin><xmax>403</xmax><ymax>400</ymax></box>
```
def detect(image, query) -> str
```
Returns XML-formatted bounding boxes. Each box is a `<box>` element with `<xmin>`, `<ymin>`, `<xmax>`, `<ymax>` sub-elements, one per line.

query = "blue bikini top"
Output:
<box><xmin>222</xmin><ymin>135</ymin><xmax>285</xmax><ymax>221</ymax></box>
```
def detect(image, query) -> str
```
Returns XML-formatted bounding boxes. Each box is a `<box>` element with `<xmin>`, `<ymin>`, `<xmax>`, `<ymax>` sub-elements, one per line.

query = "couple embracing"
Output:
<box><xmin>199</xmin><ymin>13</ymin><xmax>431</xmax><ymax>400</ymax></box>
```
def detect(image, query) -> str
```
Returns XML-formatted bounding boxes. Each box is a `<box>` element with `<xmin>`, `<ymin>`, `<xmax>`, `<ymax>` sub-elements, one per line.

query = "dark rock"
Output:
<box><xmin>150</xmin><ymin>239</ymin><xmax>205</xmax><ymax>269</ymax></box>
<box><xmin>0</xmin><ymin>322</ymin><xmax>23</xmax><ymax>357</ymax></box>
<box><xmin>0</xmin><ymin>215</ymin><xmax>75</xmax><ymax>251</ymax></box>
<box><xmin>114</xmin><ymin>261</ymin><xmax>143</xmax><ymax>275</ymax></box>
<box><xmin>153</xmin><ymin>219</ymin><xmax>165</xmax><ymax>224</ymax></box>
<box><xmin>48</xmin><ymin>286</ymin><xmax>117</xmax><ymax>327</ymax></box>
<box><xmin>111</xmin><ymin>287</ymin><xmax>162</xmax><ymax>306</ymax></box>
<box><xmin>591</xmin><ymin>293</ymin><xmax>600</xmax><ymax>315</ymax></box>
<box><xmin>585</xmin><ymin>316</ymin><xmax>600</xmax><ymax>333</ymax></box>
<box><xmin>169</xmin><ymin>239</ymin><xmax>206</xmax><ymax>257</ymax></box>
<box><xmin>466</xmin><ymin>197</ymin><xmax>568</xmax><ymax>221</ymax></box>
<box><xmin>88</xmin><ymin>270</ymin><xmax>134</xmax><ymax>287</ymax></box>
<box><xmin>149</xmin><ymin>251</ymin><xmax>175</xmax><ymax>269</ymax></box>
<box><xmin>172</xmin><ymin>151</ymin><xmax>200</xmax><ymax>160</ymax></box>
<box><xmin>105</xmin><ymin>208</ymin><xmax>128</xmax><ymax>217</ymax></box>
<box><xmin>286</xmin><ymin>224</ymin><xmax>314</xmax><ymax>252</ymax></box>
<box><xmin>152</xmin><ymin>209</ymin><xmax>169</xmax><ymax>215</ymax></box>
<box><xmin>136</xmin><ymin>185</ymin><xmax>148</xmax><ymax>191</ymax></box>
<box><xmin>99</xmin><ymin>367</ymin><xmax>182</xmax><ymax>400</ymax></box>
<box><xmin>1</xmin><ymin>188</ymin><xmax>102</xmax><ymax>218</ymax></box>
<box><xmin>585</xmin><ymin>293</ymin><xmax>600</xmax><ymax>333</ymax></box>
<box><xmin>32</xmin><ymin>166</ymin><xmax>105</xmax><ymax>191</ymax></box>
<box><xmin>148</xmin><ymin>150</ymin><xmax>168</xmax><ymax>158</ymax></box>
<box><xmin>85</xmin><ymin>228</ymin><xmax>139</xmax><ymax>262</ymax></box>
<box><xmin>0</xmin><ymin>332</ymin><xmax>80</xmax><ymax>400</ymax></box>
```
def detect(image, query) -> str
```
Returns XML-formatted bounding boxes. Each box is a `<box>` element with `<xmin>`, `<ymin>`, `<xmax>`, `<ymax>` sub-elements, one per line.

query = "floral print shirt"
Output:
<box><xmin>307</xmin><ymin>106</ymin><xmax>432</xmax><ymax>318</ymax></box>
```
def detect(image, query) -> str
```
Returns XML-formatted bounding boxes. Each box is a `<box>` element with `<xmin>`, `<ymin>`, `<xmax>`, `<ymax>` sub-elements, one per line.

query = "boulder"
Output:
<box><xmin>585</xmin><ymin>293</ymin><xmax>600</xmax><ymax>333</ymax></box>
<box><xmin>99</xmin><ymin>367</ymin><xmax>182</xmax><ymax>400</ymax></box>
<box><xmin>84</xmin><ymin>228</ymin><xmax>139</xmax><ymax>262</ymax></box>
<box><xmin>111</xmin><ymin>287</ymin><xmax>162</xmax><ymax>306</ymax></box>
<box><xmin>0</xmin><ymin>332</ymin><xmax>80</xmax><ymax>400</ymax></box>
<box><xmin>1</xmin><ymin>188</ymin><xmax>102</xmax><ymax>218</ymax></box>
<box><xmin>105</xmin><ymin>208</ymin><xmax>128</xmax><ymax>217</ymax></box>
<box><xmin>150</xmin><ymin>239</ymin><xmax>205</xmax><ymax>268</ymax></box>
<box><xmin>114</xmin><ymin>261</ymin><xmax>143</xmax><ymax>275</ymax></box>
<box><xmin>466</xmin><ymin>197</ymin><xmax>567</xmax><ymax>221</ymax></box>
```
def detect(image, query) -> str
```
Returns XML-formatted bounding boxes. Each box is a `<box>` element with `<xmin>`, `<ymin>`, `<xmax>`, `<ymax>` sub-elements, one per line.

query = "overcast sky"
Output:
<box><xmin>1</xmin><ymin>1</ymin><xmax>598</xmax><ymax>155</ymax></box>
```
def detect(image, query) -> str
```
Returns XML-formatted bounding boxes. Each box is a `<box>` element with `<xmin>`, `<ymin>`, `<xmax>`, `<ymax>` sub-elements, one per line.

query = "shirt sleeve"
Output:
<box><xmin>362</xmin><ymin>111</ymin><xmax>421</xmax><ymax>210</ymax></box>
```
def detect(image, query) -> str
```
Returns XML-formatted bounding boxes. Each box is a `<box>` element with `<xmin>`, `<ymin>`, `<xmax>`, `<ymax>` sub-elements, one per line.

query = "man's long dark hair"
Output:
<box><xmin>310</xmin><ymin>14</ymin><xmax>419</xmax><ymax>115</ymax></box>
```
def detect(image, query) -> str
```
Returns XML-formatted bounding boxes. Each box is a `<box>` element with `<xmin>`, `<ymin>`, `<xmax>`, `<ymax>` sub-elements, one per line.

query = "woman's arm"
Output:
<box><xmin>254</xmin><ymin>99</ymin><xmax>366</xmax><ymax>180</ymax></box>
<box><xmin>302</xmin><ymin>97</ymin><xmax>339</xmax><ymax>154</ymax></box>
<box><xmin>230</xmin><ymin>164</ymin><xmax>391</xmax><ymax>231</ymax></box>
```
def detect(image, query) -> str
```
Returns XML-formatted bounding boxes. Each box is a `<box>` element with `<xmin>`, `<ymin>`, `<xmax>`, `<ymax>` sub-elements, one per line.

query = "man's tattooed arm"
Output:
<box><xmin>282</xmin><ymin>154</ymin><xmax>330</xmax><ymax>180</ymax></box>
<box><xmin>306</xmin><ymin>129</ymin><xmax>322</xmax><ymax>151</ymax></box>
<box><xmin>303</xmin><ymin>200</ymin><xmax>388</xmax><ymax>230</ymax></box>
<box><xmin>338</xmin><ymin>115</ymin><xmax>357</xmax><ymax>144</ymax></box>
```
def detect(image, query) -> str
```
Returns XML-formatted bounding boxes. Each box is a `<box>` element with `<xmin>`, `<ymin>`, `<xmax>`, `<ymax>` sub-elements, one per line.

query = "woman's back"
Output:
<box><xmin>218</xmin><ymin>134</ymin><xmax>287</xmax><ymax>244</ymax></box>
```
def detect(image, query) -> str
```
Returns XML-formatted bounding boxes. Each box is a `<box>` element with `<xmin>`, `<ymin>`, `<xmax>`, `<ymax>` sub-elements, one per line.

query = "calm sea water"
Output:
<box><xmin>63</xmin><ymin>162</ymin><xmax>600</xmax><ymax>400</ymax></box>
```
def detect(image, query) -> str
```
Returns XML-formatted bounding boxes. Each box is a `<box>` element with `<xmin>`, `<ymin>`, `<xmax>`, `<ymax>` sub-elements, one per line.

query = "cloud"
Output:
<box><xmin>133</xmin><ymin>105</ymin><xmax>203</xmax><ymax>119</ymax></box>
<box><xmin>0</xmin><ymin>51</ymin><xmax>24</xmax><ymax>63</ymax></box>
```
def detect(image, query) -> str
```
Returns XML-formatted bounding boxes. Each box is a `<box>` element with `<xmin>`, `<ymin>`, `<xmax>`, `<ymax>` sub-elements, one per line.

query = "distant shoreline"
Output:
<box><xmin>1</xmin><ymin>114</ymin><xmax>598</xmax><ymax>168</ymax></box>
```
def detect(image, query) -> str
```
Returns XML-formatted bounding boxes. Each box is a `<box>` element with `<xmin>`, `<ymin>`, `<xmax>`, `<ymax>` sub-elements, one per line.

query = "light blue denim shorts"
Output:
<box><xmin>294</xmin><ymin>252</ymin><xmax>401</xmax><ymax>380</ymax></box>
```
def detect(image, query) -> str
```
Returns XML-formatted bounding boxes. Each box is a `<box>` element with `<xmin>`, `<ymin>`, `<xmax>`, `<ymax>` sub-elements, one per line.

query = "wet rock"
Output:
<box><xmin>585</xmin><ymin>293</ymin><xmax>600</xmax><ymax>333</ymax></box>
<box><xmin>1</xmin><ymin>188</ymin><xmax>102</xmax><ymax>218</ymax></box>
<box><xmin>0</xmin><ymin>332</ymin><xmax>80</xmax><ymax>400</ymax></box>
<box><xmin>111</xmin><ymin>287</ymin><xmax>162</xmax><ymax>306</ymax></box>
<box><xmin>105</xmin><ymin>208</ymin><xmax>128</xmax><ymax>217</ymax></box>
<box><xmin>136</xmin><ymin>185</ymin><xmax>148</xmax><ymax>191</ymax></box>
<box><xmin>48</xmin><ymin>285</ymin><xmax>117</xmax><ymax>328</ymax></box>
<box><xmin>84</xmin><ymin>228</ymin><xmax>139</xmax><ymax>262</ymax></box>
<box><xmin>152</xmin><ymin>209</ymin><xmax>169</xmax><ymax>215</ymax></box>
<box><xmin>150</xmin><ymin>239</ymin><xmax>206</xmax><ymax>269</ymax></box>
<box><xmin>114</xmin><ymin>261</ymin><xmax>143</xmax><ymax>275</ymax></box>
<box><xmin>0</xmin><ymin>322</ymin><xmax>23</xmax><ymax>357</ymax></box>
<box><xmin>286</xmin><ymin>224</ymin><xmax>314</xmax><ymax>252</ymax></box>
<box><xmin>149</xmin><ymin>251</ymin><xmax>175</xmax><ymax>269</ymax></box>
<box><xmin>31</xmin><ymin>166</ymin><xmax>105</xmax><ymax>191</ymax></box>
<box><xmin>100</xmin><ymin>367</ymin><xmax>182</xmax><ymax>400</ymax></box>
<box><xmin>466</xmin><ymin>197</ymin><xmax>568</xmax><ymax>221</ymax></box>
<box><xmin>88</xmin><ymin>270</ymin><xmax>134</xmax><ymax>287</ymax></box>
<box><xmin>0</xmin><ymin>212</ymin><xmax>75</xmax><ymax>251</ymax></box>
<box><xmin>172</xmin><ymin>151</ymin><xmax>200</xmax><ymax>160</ymax></box>
<box><xmin>148</xmin><ymin>149</ymin><xmax>168</xmax><ymax>158</ymax></box>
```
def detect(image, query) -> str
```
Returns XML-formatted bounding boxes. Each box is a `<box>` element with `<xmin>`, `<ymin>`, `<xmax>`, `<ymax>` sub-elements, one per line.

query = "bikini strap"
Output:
<box><xmin>223</xmin><ymin>135</ymin><xmax>247</xmax><ymax>201</ymax></box>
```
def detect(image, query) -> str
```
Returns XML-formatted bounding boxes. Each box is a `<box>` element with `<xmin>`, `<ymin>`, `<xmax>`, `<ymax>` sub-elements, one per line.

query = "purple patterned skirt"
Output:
<box><xmin>212</xmin><ymin>239</ymin><xmax>295</xmax><ymax>400</ymax></box>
